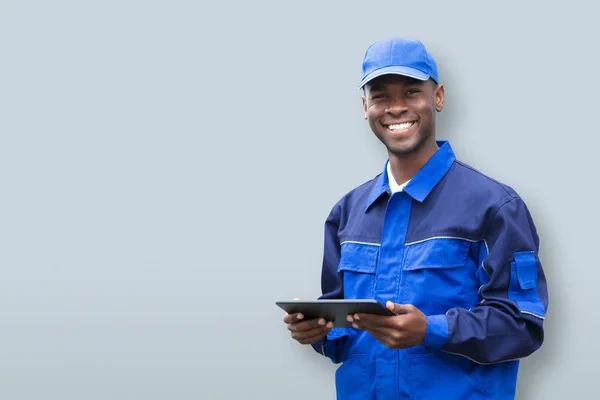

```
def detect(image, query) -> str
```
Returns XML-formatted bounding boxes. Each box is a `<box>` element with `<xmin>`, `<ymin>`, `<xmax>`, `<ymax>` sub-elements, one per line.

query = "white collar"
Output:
<box><xmin>387</xmin><ymin>161</ymin><xmax>410</xmax><ymax>194</ymax></box>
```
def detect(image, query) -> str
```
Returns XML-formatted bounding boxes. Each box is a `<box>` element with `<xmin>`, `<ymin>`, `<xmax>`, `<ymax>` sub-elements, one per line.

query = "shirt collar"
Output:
<box><xmin>365</xmin><ymin>140</ymin><xmax>456</xmax><ymax>212</ymax></box>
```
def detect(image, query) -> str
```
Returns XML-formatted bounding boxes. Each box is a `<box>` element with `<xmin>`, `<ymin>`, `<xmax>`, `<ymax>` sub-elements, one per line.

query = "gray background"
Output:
<box><xmin>0</xmin><ymin>1</ymin><xmax>597</xmax><ymax>399</ymax></box>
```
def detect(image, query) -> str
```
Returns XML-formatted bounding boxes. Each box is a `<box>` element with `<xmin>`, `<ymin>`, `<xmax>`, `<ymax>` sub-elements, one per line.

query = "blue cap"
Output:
<box><xmin>359</xmin><ymin>38</ymin><xmax>438</xmax><ymax>89</ymax></box>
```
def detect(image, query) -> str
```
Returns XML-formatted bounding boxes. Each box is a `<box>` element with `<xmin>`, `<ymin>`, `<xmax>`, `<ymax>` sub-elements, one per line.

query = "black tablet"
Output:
<box><xmin>276</xmin><ymin>299</ymin><xmax>395</xmax><ymax>328</ymax></box>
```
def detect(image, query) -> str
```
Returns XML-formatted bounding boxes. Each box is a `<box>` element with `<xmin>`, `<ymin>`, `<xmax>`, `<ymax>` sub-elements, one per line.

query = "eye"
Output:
<box><xmin>371</xmin><ymin>93</ymin><xmax>387</xmax><ymax>100</ymax></box>
<box><xmin>405</xmin><ymin>89</ymin><xmax>421</xmax><ymax>95</ymax></box>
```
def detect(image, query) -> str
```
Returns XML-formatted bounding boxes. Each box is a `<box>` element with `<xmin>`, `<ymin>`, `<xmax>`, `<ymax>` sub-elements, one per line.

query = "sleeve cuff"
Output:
<box><xmin>311</xmin><ymin>338</ymin><xmax>327</xmax><ymax>355</ymax></box>
<box><xmin>422</xmin><ymin>314</ymin><xmax>449</xmax><ymax>349</ymax></box>
<box><xmin>311</xmin><ymin>328</ymin><xmax>349</xmax><ymax>363</ymax></box>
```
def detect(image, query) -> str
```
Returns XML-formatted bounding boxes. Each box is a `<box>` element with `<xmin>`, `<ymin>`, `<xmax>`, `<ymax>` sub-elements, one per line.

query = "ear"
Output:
<box><xmin>362</xmin><ymin>95</ymin><xmax>368</xmax><ymax>119</ymax></box>
<box><xmin>434</xmin><ymin>84</ymin><xmax>445</xmax><ymax>112</ymax></box>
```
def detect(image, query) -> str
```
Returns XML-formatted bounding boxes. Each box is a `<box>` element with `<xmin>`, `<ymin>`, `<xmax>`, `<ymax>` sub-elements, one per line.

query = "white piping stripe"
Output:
<box><xmin>472</xmin><ymin>302</ymin><xmax>544</xmax><ymax>320</ymax></box>
<box><xmin>521</xmin><ymin>311</ymin><xmax>545</xmax><ymax>320</ymax></box>
<box><xmin>481</xmin><ymin>262</ymin><xmax>491</xmax><ymax>277</ymax></box>
<box><xmin>340</xmin><ymin>240</ymin><xmax>380</xmax><ymax>247</ymax></box>
<box><xmin>405</xmin><ymin>236</ymin><xmax>480</xmax><ymax>246</ymax></box>
<box><xmin>481</xmin><ymin>239</ymin><xmax>491</xmax><ymax>277</ymax></box>
<box><xmin>442</xmin><ymin>350</ymin><xmax>521</xmax><ymax>365</ymax></box>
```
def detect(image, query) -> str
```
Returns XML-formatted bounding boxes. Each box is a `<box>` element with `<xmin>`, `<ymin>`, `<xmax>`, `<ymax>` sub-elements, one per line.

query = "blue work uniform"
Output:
<box><xmin>312</xmin><ymin>141</ymin><xmax>548</xmax><ymax>399</ymax></box>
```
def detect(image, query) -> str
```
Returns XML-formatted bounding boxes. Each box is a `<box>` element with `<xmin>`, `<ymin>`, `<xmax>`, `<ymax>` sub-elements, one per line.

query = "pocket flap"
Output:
<box><xmin>404</xmin><ymin>238</ymin><xmax>470</xmax><ymax>271</ymax></box>
<box><xmin>514</xmin><ymin>251</ymin><xmax>537</xmax><ymax>289</ymax></box>
<box><xmin>337</xmin><ymin>242</ymin><xmax>379</xmax><ymax>274</ymax></box>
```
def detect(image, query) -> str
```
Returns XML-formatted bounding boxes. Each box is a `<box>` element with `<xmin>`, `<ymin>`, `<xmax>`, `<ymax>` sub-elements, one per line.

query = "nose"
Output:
<box><xmin>385</xmin><ymin>97</ymin><xmax>408</xmax><ymax>115</ymax></box>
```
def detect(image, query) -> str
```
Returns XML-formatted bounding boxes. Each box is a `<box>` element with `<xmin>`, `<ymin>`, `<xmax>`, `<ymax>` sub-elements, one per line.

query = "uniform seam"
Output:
<box><xmin>485</xmin><ymin>197</ymin><xmax>520</xmax><ymax>239</ymax></box>
<box><xmin>454</xmin><ymin>161</ymin><xmax>517</xmax><ymax>199</ymax></box>
<box><xmin>480</xmin><ymin>199</ymin><xmax>519</xmax><ymax>278</ymax></box>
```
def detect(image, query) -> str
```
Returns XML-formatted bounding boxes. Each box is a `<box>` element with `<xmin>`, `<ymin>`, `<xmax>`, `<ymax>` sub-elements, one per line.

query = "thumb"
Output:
<box><xmin>386</xmin><ymin>301</ymin><xmax>413</xmax><ymax>314</ymax></box>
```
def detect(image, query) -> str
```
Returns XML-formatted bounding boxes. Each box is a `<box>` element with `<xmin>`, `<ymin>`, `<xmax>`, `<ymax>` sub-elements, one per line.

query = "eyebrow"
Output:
<box><xmin>368</xmin><ymin>83</ymin><xmax>386</xmax><ymax>92</ymax></box>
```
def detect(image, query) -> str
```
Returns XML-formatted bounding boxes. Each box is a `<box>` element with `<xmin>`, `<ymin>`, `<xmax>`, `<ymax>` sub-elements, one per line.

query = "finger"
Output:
<box><xmin>288</xmin><ymin>318</ymin><xmax>329</xmax><ymax>332</ymax></box>
<box><xmin>367</xmin><ymin>329</ymin><xmax>400</xmax><ymax>348</ymax></box>
<box><xmin>292</xmin><ymin>325</ymin><xmax>331</xmax><ymax>342</ymax></box>
<box><xmin>356</xmin><ymin>322</ymin><xmax>402</xmax><ymax>346</ymax></box>
<box><xmin>359</xmin><ymin>322</ymin><xmax>411</xmax><ymax>349</ymax></box>
<box><xmin>353</xmin><ymin>313</ymin><xmax>395</xmax><ymax>330</ymax></box>
<box><xmin>386</xmin><ymin>301</ymin><xmax>414</xmax><ymax>314</ymax></box>
<box><xmin>353</xmin><ymin>319</ymin><xmax>391</xmax><ymax>336</ymax></box>
<box><xmin>283</xmin><ymin>312</ymin><xmax>305</xmax><ymax>324</ymax></box>
<box><xmin>367</xmin><ymin>325</ymin><xmax>398</xmax><ymax>338</ymax></box>
<box><xmin>296</xmin><ymin>331</ymin><xmax>330</xmax><ymax>345</ymax></box>
<box><xmin>386</xmin><ymin>301</ymin><xmax>396</xmax><ymax>313</ymax></box>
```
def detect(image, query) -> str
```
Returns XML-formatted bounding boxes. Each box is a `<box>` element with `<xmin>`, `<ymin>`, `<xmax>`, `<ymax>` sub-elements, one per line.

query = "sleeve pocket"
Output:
<box><xmin>509</xmin><ymin>251</ymin><xmax>545</xmax><ymax>318</ymax></box>
<box><xmin>514</xmin><ymin>251</ymin><xmax>537</xmax><ymax>289</ymax></box>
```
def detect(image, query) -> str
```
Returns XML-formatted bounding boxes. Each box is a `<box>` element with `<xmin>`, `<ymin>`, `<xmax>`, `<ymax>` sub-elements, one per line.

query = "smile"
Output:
<box><xmin>384</xmin><ymin>121</ymin><xmax>416</xmax><ymax>131</ymax></box>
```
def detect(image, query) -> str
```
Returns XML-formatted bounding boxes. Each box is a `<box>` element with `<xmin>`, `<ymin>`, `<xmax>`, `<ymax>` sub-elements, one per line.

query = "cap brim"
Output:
<box><xmin>359</xmin><ymin>66</ymin><xmax>429</xmax><ymax>90</ymax></box>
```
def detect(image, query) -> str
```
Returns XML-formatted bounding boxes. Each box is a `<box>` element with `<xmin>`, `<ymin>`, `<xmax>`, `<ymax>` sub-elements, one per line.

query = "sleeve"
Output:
<box><xmin>310</xmin><ymin>204</ymin><xmax>349</xmax><ymax>364</ymax></box>
<box><xmin>421</xmin><ymin>197</ymin><xmax>549</xmax><ymax>364</ymax></box>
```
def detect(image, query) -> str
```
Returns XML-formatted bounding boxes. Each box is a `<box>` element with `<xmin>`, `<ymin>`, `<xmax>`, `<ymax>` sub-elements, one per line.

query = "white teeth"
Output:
<box><xmin>388</xmin><ymin>122</ymin><xmax>414</xmax><ymax>131</ymax></box>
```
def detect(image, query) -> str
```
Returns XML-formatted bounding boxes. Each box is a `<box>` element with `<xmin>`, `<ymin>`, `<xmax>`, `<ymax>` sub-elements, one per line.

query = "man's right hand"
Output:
<box><xmin>283</xmin><ymin>312</ymin><xmax>333</xmax><ymax>345</ymax></box>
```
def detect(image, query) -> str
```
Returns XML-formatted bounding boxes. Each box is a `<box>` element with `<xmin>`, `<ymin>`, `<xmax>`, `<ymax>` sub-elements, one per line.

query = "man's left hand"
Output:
<box><xmin>348</xmin><ymin>301</ymin><xmax>427</xmax><ymax>349</ymax></box>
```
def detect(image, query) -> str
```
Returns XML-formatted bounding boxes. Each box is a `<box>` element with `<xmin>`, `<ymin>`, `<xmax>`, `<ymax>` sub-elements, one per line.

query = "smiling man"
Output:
<box><xmin>283</xmin><ymin>38</ymin><xmax>549</xmax><ymax>399</ymax></box>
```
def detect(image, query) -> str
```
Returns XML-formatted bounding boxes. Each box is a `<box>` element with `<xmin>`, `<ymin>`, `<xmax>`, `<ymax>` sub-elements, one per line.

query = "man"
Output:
<box><xmin>283</xmin><ymin>38</ymin><xmax>548</xmax><ymax>399</ymax></box>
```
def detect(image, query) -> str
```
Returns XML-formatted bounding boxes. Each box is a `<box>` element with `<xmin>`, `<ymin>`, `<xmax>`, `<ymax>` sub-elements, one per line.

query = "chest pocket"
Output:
<box><xmin>402</xmin><ymin>238</ymin><xmax>473</xmax><ymax>312</ymax></box>
<box><xmin>338</xmin><ymin>242</ymin><xmax>379</xmax><ymax>299</ymax></box>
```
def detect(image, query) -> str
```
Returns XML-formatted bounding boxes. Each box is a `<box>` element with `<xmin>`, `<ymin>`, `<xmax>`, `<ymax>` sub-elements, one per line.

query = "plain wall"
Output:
<box><xmin>1</xmin><ymin>1</ymin><xmax>597</xmax><ymax>399</ymax></box>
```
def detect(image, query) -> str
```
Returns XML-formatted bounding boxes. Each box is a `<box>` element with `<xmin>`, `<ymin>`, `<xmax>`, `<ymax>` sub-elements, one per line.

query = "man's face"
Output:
<box><xmin>362</xmin><ymin>75</ymin><xmax>444</xmax><ymax>156</ymax></box>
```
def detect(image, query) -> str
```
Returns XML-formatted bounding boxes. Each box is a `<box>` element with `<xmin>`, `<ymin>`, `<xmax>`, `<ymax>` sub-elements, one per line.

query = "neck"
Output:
<box><xmin>388</xmin><ymin>140</ymin><xmax>439</xmax><ymax>186</ymax></box>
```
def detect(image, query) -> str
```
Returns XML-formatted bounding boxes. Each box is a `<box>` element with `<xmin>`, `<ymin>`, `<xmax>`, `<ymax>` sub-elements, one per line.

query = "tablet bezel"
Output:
<box><xmin>276</xmin><ymin>299</ymin><xmax>395</xmax><ymax>328</ymax></box>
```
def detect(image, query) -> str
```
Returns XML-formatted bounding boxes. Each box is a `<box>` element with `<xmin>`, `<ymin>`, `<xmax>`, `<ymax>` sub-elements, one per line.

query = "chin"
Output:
<box><xmin>386</xmin><ymin>132</ymin><xmax>434</xmax><ymax>156</ymax></box>
<box><xmin>386</xmin><ymin>139</ymin><xmax>422</xmax><ymax>156</ymax></box>
<box><xmin>388</xmin><ymin>146</ymin><xmax>419</xmax><ymax>156</ymax></box>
